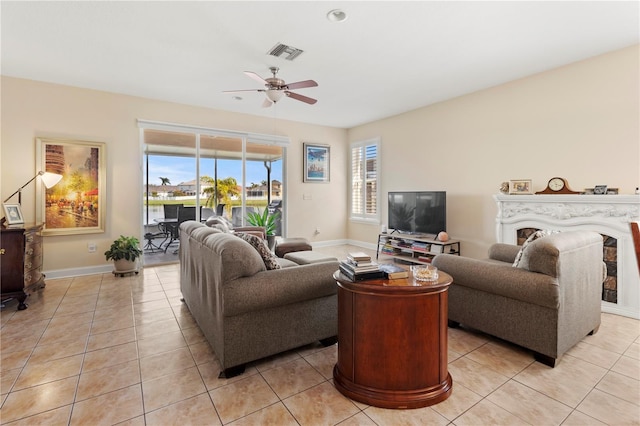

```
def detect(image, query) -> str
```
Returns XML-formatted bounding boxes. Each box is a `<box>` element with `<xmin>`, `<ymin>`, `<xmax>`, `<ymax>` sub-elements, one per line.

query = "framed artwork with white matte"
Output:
<box><xmin>303</xmin><ymin>143</ymin><xmax>330</xmax><ymax>183</ymax></box>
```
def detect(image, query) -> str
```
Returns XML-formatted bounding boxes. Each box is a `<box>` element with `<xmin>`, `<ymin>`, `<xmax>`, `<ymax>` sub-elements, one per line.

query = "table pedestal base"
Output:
<box><xmin>334</xmin><ymin>367</ymin><xmax>452</xmax><ymax>409</ymax></box>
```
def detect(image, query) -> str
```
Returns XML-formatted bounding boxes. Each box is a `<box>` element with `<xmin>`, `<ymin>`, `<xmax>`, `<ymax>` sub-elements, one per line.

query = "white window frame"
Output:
<box><xmin>349</xmin><ymin>137</ymin><xmax>380</xmax><ymax>223</ymax></box>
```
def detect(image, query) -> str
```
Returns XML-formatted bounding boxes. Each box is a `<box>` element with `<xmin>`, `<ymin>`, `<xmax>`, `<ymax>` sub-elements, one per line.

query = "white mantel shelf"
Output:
<box><xmin>494</xmin><ymin>194</ymin><xmax>640</xmax><ymax>319</ymax></box>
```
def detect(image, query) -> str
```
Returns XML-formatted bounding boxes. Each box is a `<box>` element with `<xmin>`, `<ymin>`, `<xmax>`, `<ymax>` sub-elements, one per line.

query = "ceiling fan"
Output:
<box><xmin>224</xmin><ymin>67</ymin><xmax>318</xmax><ymax>108</ymax></box>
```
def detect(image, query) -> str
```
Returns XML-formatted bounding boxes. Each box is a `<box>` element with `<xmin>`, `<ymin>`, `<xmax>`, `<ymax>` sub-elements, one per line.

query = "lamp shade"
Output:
<box><xmin>40</xmin><ymin>171</ymin><xmax>63</xmax><ymax>188</ymax></box>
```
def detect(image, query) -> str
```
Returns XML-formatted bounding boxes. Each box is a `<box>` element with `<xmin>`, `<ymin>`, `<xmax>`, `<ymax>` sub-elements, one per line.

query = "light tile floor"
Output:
<box><xmin>1</xmin><ymin>245</ymin><xmax>638</xmax><ymax>425</ymax></box>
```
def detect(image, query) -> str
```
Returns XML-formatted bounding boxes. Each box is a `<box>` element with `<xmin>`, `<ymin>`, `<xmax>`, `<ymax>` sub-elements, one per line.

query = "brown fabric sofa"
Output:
<box><xmin>178</xmin><ymin>221</ymin><xmax>339</xmax><ymax>377</ymax></box>
<box><xmin>432</xmin><ymin>231</ymin><xmax>604</xmax><ymax>367</ymax></box>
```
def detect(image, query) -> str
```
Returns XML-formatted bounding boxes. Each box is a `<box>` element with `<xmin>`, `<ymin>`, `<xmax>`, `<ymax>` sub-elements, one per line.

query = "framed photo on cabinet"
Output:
<box><xmin>3</xmin><ymin>203</ymin><xmax>24</xmax><ymax>225</ymax></box>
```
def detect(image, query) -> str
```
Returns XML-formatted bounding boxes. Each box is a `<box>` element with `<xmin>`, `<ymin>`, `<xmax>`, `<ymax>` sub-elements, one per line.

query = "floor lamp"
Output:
<box><xmin>2</xmin><ymin>171</ymin><xmax>63</xmax><ymax>224</ymax></box>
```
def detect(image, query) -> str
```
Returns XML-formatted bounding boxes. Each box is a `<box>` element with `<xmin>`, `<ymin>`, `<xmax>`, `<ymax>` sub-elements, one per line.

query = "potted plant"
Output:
<box><xmin>246</xmin><ymin>208</ymin><xmax>280</xmax><ymax>250</ymax></box>
<box><xmin>105</xmin><ymin>235</ymin><xmax>143</xmax><ymax>275</ymax></box>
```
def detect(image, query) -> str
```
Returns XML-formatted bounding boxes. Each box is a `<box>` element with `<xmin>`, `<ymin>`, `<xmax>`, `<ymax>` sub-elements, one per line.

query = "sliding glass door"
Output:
<box><xmin>139</xmin><ymin>121</ymin><xmax>287</xmax><ymax>265</ymax></box>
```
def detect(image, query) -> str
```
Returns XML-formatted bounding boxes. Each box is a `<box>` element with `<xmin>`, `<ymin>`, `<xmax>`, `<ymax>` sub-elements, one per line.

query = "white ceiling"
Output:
<box><xmin>2</xmin><ymin>1</ymin><xmax>638</xmax><ymax>129</ymax></box>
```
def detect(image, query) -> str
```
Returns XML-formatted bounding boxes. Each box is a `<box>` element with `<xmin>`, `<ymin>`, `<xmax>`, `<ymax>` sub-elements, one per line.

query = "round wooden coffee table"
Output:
<box><xmin>332</xmin><ymin>269</ymin><xmax>453</xmax><ymax>409</ymax></box>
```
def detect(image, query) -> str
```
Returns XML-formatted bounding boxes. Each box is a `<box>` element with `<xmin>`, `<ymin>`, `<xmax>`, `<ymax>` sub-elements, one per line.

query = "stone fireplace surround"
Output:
<box><xmin>494</xmin><ymin>194</ymin><xmax>640</xmax><ymax>319</ymax></box>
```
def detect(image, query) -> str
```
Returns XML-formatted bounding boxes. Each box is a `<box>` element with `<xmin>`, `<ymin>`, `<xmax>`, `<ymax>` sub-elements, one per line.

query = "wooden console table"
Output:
<box><xmin>0</xmin><ymin>223</ymin><xmax>46</xmax><ymax>310</ymax></box>
<box><xmin>332</xmin><ymin>270</ymin><xmax>453</xmax><ymax>409</ymax></box>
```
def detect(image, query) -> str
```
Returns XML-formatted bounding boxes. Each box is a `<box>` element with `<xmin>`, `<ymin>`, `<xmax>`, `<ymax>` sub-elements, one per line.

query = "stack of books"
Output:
<box><xmin>339</xmin><ymin>252</ymin><xmax>385</xmax><ymax>281</ymax></box>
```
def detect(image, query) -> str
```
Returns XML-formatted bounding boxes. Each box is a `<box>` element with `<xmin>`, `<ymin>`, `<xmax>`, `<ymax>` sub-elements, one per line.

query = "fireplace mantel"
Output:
<box><xmin>494</xmin><ymin>194</ymin><xmax>640</xmax><ymax>319</ymax></box>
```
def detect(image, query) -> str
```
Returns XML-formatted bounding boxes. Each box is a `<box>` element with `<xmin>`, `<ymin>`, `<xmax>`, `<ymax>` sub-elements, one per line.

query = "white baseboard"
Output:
<box><xmin>44</xmin><ymin>264</ymin><xmax>113</xmax><ymax>280</ymax></box>
<box><xmin>602</xmin><ymin>302</ymin><xmax>640</xmax><ymax>320</ymax></box>
<box><xmin>310</xmin><ymin>239</ymin><xmax>377</xmax><ymax>251</ymax></box>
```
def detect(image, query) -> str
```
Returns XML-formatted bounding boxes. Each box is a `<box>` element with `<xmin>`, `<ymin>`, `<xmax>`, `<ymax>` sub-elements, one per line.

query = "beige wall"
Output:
<box><xmin>2</xmin><ymin>45</ymin><xmax>638</xmax><ymax>275</ymax></box>
<box><xmin>1</xmin><ymin>78</ymin><xmax>348</xmax><ymax>274</ymax></box>
<box><xmin>348</xmin><ymin>45</ymin><xmax>640</xmax><ymax>258</ymax></box>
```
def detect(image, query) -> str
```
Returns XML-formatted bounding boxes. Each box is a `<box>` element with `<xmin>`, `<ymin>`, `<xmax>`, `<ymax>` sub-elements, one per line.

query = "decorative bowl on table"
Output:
<box><xmin>411</xmin><ymin>264</ymin><xmax>439</xmax><ymax>282</ymax></box>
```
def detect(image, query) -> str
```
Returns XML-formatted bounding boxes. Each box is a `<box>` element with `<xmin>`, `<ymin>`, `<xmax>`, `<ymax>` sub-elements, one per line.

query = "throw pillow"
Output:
<box><xmin>235</xmin><ymin>232</ymin><xmax>281</xmax><ymax>270</ymax></box>
<box><xmin>205</xmin><ymin>217</ymin><xmax>230</xmax><ymax>233</ymax></box>
<box><xmin>512</xmin><ymin>230</ymin><xmax>559</xmax><ymax>267</ymax></box>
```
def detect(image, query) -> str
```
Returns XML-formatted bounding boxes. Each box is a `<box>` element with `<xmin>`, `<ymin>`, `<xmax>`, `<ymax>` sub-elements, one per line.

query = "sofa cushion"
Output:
<box><xmin>236</xmin><ymin>232</ymin><xmax>281</xmax><ymax>270</ymax></box>
<box><xmin>277</xmin><ymin>257</ymin><xmax>299</xmax><ymax>268</ymax></box>
<box><xmin>513</xmin><ymin>230</ymin><xmax>559</xmax><ymax>268</ymax></box>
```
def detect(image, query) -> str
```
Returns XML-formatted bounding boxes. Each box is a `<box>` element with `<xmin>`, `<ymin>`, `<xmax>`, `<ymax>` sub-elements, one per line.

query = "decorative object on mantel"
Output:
<box><xmin>535</xmin><ymin>177</ymin><xmax>580</xmax><ymax>195</ymax></box>
<box><xmin>499</xmin><ymin>181</ymin><xmax>509</xmax><ymax>194</ymax></box>
<box><xmin>593</xmin><ymin>185</ymin><xmax>608</xmax><ymax>195</ymax></box>
<box><xmin>584</xmin><ymin>186</ymin><xmax>619</xmax><ymax>195</ymax></box>
<box><xmin>508</xmin><ymin>179</ymin><xmax>532</xmax><ymax>195</ymax></box>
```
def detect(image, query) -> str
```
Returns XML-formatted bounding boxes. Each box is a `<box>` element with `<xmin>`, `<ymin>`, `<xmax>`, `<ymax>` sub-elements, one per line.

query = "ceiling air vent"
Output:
<box><xmin>267</xmin><ymin>43</ymin><xmax>304</xmax><ymax>61</ymax></box>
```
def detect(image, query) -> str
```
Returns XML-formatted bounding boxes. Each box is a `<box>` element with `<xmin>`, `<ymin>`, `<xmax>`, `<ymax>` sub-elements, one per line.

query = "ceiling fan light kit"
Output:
<box><xmin>266</xmin><ymin>89</ymin><xmax>284</xmax><ymax>103</ymax></box>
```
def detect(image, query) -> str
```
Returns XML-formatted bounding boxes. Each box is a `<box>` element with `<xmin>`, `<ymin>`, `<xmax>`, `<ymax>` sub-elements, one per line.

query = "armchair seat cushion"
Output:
<box><xmin>432</xmin><ymin>256</ymin><xmax>559</xmax><ymax>309</ymax></box>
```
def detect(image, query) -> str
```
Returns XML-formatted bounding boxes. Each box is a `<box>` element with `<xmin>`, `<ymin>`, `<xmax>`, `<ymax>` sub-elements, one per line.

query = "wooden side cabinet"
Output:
<box><xmin>1</xmin><ymin>223</ymin><xmax>46</xmax><ymax>310</ymax></box>
<box><xmin>333</xmin><ymin>270</ymin><xmax>453</xmax><ymax>409</ymax></box>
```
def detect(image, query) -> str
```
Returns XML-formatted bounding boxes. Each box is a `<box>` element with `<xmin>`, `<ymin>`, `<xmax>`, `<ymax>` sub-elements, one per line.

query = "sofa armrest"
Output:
<box><xmin>233</xmin><ymin>226</ymin><xmax>266</xmax><ymax>239</ymax></box>
<box><xmin>432</xmin><ymin>254</ymin><xmax>559</xmax><ymax>309</ymax></box>
<box><xmin>488</xmin><ymin>243</ymin><xmax>521</xmax><ymax>264</ymax></box>
<box><xmin>223</xmin><ymin>261</ymin><xmax>339</xmax><ymax>316</ymax></box>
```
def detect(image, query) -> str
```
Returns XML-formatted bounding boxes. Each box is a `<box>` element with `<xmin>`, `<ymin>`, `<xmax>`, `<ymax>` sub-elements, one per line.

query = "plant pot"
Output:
<box><xmin>113</xmin><ymin>259</ymin><xmax>138</xmax><ymax>273</ymax></box>
<box><xmin>266</xmin><ymin>235</ymin><xmax>277</xmax><ymax>251</ymax></box>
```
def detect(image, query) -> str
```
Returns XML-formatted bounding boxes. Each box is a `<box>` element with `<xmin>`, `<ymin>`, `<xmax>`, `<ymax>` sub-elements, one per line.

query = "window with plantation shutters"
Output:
<box><xmin>350</xmin><ymin>138</ymin><xmax>380</xmax><ymax>222</ymax></box>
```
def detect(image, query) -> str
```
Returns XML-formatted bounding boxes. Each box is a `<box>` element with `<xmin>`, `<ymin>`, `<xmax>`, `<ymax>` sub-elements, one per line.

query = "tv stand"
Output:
<box><xmin>377</xmin><ymin>233</ymin><xmax>460</xmax><ymax>265</ymax></box>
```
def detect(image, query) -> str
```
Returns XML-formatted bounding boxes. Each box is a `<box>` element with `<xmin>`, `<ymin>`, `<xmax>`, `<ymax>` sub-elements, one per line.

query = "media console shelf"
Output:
<box><xmin>376</xmin><ymin>233</ymin><xmax>460</xmax><ymax>265</ymax></box>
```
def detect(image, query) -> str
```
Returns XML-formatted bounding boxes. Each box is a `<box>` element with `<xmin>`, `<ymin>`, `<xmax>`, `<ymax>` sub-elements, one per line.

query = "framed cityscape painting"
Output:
<box><xmin>35</xmin><ymin>138</ymin><xmax>106</xmax><ymax>235</ymax></box>
<box><xmin>303</xmin><ymin>143</ymin><xmax>330</xmax><ymax>183</ymax></box>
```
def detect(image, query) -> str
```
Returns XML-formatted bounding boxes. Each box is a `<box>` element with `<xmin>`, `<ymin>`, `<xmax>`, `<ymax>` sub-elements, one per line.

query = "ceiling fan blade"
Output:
<box><xmin>261</xmin><ymin>98</ymin><xmax>273</xmax><ymax>108</ymax></box>
<box><xmin>285</xmin><ymin>91</ymin><xmax>317</xmax><ymax>105</ymax></box>
<box><xmin>223</xmin><ymin>89</ymin><xmax>261</xmax><ymax>93</ymax></box>
<box><xmin>244</xmin><ymin>71</ymin><xmax>267</xmax><ymax>85</ymax></box>
<box><xmin>285</xmin><ymin>80</ymin><xmax>318</xmax><ymax>90</ymax></box>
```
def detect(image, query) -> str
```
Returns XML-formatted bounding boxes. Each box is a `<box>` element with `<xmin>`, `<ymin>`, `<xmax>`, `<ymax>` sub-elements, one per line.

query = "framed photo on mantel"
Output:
<box><xmin>509</xmin><ymin>179</ymin><xmax>532</xmax><ymax>195</ymax></box>
<box><xmin>303</xmin><ymin>143</ymin><xmax>330</xmax><ymax>183</ymax></box>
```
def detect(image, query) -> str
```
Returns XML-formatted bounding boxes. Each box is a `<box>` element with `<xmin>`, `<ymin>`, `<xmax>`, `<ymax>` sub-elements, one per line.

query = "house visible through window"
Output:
<box><xmin>350</xmin><ymin>138</ymin><xmax>380</xmax><ymax>222</ymax></box>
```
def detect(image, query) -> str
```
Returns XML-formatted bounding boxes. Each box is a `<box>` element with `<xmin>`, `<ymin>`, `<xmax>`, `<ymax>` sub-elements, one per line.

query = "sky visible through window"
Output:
<box><xmin>146</xmin><ymin>156</ymin><xmax>283</xmax><ymax>187</ymax></box>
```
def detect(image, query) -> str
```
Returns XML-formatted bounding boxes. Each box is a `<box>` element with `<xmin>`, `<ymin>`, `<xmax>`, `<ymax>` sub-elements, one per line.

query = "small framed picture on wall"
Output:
<box><xmin>303</xmin><ymin>143</ymin><xmax>330</xmax><ymax>183</ymax></box>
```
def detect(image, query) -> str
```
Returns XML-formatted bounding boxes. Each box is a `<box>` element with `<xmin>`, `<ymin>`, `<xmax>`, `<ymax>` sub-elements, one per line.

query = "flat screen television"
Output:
<box><xmin>388</xmin><ymin>191</ymin><xmax>446</xmax><ymax>235</ymax></box>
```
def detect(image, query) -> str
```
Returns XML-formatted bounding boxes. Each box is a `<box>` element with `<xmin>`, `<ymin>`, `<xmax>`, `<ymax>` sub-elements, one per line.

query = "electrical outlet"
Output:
<box><xmin>303</xmin><ymin>194</ymin><xmax>312</xmax><ymax>200</ymax></box>
<box><xmin>88</xmin><ymin>243</ymin><xmax>97</xmax><ymax>253</ymax></box>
